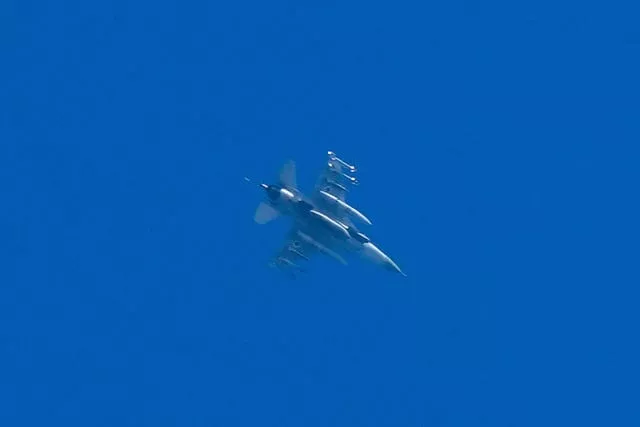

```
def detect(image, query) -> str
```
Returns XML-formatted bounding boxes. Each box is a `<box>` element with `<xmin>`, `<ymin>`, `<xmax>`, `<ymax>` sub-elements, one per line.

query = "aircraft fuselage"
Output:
<box><xmin>260</xmin><ymin>183</ymin><xmax>405</xmax><ymax>275</ymax></box>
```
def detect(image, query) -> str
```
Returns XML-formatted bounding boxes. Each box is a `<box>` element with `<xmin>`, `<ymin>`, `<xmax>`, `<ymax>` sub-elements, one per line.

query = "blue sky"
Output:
<box><xmin>2</xmin><ymin>0</ymin><xmax>639</xmax><ymax>425</ymax></box>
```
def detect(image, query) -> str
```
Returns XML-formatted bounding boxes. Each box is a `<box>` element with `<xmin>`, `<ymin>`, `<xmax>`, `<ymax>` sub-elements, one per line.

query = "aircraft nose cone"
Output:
<box><xmin>362</xmin><ymin>242</ymin><xmax>406</xmax><ymax>276</ymax></box>
<box><xmin>384</xmin><ymin>258</ymin><xmax>406</xmax><ymax>277</ymax></box>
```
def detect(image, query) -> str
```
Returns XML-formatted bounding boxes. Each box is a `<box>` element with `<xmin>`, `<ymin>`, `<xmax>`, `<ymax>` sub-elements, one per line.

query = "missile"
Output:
<box><xmin>327</xmin><ymin>151</ymin><xmax>357</xmax><ymax>172</ymax></box>
<box><xmin>286</xmin><ymin>246</ymin><xmax>310</xmax><ymax>261</ymax></box>
<box><xmin>297</xmin><ymin>231</ymin><xmax>347</xmax><ymax>265</ymax></box>
<box><xmin>340</xmin><ymin>173</ymin><xmax>359</xmax><ymax>185</ymax></box>
<box><xmin>318</xmin><ymin>190</ymin><xmax>372</xmax><ymax>225</ymax></box>
<box><xmin>308</xmin><ymin>209</ymin><xmax>351</xmax><ymax>240</ymax></box>
<box><xmin>276</xmin><ymin>256</ymin><xmax>303</xmax><ymax>270</ymax></box>
<box><xmin>328</xmin><ymin>163</ymin><xmax>358</xmax><ymax>185</ymax></box>
<box><xmin>270</xmin><ymin>257</ymin><xmax>305</xmax><ymax>277</ymax></box>
<box><xmin>324</xmin><ymin>179</ymin><xmax>347</xmax><ymax>193</ymax></box>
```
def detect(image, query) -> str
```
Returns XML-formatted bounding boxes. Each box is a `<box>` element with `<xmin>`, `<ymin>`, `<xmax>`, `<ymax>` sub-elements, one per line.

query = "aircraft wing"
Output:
<box><xmin>269</xmin><ymin>225</ymin><xmax>348</xmax><ymax>277</ymax></box>
<box><xmin>311</xmin><ymin>152</ymin><xmax>358</xmax><ymax>224</ymax></box>
<box><xmin>269</xmin><ymin>227</ymin><xmax>318</xmax><ymax>278</ymax></box>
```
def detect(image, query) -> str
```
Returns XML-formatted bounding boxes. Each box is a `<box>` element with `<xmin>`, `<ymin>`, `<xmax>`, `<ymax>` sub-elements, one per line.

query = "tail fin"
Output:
<box><xmin>254</xmin><ymin>202</ymin><xmax>280</xmax><ymax>224</ymax></box>
<box><xmin>278</xmin><ymin>160</ymin><xmax>297</xmax><ymax>189</ymax></box>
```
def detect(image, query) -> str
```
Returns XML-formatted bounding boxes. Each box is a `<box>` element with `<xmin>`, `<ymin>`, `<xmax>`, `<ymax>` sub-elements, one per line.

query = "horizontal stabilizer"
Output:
<box><xmin>254</xmin><ymin>202</ymin><xmax>280</xmax><ymax>224</ymax></box>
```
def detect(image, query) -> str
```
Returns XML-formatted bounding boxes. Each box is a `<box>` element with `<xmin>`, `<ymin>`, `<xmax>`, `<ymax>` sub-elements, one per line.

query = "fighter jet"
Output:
<box><xmin>247</xmin><ymin>151</ymin><xmax>405</xmax><ymax>278</ymax></box>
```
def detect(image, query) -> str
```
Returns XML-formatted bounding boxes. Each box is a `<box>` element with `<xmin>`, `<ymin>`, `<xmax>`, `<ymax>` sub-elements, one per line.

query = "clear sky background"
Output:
<box><xmin>2</xmin><ymin>0</ymin><xmax>639</xmax><ymax>426</ymax></box>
